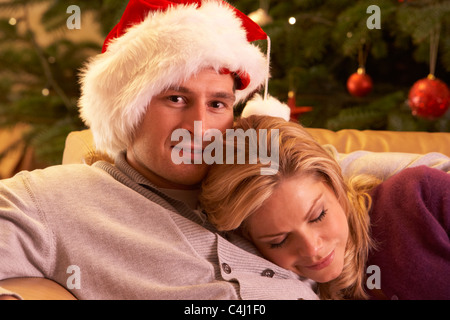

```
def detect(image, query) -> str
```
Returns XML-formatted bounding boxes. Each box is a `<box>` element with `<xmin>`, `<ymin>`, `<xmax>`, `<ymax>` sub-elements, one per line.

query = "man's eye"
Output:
<box><xmin>210</xmin><ymin>101</ymin><xmax>226</xmax><ymax>109</ymax></box>
<box><xmin>168</xmin><ymin>96</ymin><xmax>184</xmax><ymax>103</ymax></box>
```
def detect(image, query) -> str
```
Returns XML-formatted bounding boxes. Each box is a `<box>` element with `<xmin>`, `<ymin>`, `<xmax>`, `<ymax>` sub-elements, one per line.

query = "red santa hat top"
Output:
<box><xmin>78</xmin><ymin>0</ymin><xmax>270</xmax><ymax>157</ymax></box>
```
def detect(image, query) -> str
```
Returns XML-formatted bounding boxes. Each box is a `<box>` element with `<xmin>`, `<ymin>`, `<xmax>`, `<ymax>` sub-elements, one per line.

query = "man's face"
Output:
<box><xmin>127</xmin><ymin>68</ymin><xmax>235</xmax><ymax>189</ymax></box>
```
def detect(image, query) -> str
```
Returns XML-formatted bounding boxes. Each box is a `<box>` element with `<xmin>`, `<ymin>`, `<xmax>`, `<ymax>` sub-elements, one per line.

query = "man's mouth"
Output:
<box><xmin>171</xmin><ymin>144</ymin><xmax>204</xmax><ymax>163</ymax></box>
<box><xmin>172</xmin><ymin>144</ymin><xmax>204</xmax><ymax>153</ymax></box>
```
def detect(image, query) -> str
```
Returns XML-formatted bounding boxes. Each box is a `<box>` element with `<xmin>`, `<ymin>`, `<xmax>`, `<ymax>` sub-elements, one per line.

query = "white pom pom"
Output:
<box><xmin>241</xmin><ymin>94</ymin><xmax>291</xmax><ymax>121</ymax></box>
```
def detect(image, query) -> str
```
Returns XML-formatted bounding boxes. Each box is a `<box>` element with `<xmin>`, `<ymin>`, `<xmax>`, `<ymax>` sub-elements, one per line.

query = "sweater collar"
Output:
<box><xmin>94</xmin><ymin>151</ymin><xmax>213</xmax><ymax>229</ymax></box>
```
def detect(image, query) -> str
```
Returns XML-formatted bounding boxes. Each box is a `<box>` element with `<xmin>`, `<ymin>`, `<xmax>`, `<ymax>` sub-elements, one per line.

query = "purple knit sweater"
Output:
<box><xmin>366</xmin><ymin>166</ymin><xmax>450</xmax><ymax>300</ymax></box>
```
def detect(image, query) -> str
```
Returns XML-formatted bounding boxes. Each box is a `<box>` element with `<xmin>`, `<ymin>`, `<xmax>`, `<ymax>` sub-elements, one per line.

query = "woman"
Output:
<box><xmin>200</xmin><ymin>115</ymin><xmax>450</xmax><ymax>300</ymax></box>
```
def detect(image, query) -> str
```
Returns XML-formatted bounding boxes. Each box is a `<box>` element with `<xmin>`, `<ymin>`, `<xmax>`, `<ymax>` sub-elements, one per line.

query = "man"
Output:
<box><xmin>0</xmin><ymin>0</ymin><xmax>319</xmax><ymax>300</ymax></box>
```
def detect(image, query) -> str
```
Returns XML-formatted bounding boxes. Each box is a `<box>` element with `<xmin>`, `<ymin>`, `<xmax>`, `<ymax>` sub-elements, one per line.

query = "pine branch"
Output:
<box><xmin>22</xmin><ymin>3</ymin><xmax>74</xmax><ymax>112</ymax></box>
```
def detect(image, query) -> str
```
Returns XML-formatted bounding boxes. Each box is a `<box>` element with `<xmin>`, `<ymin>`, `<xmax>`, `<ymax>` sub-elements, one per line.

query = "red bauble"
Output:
<box><xmin>347</xmin><ymin>68</ymin><xmax>373</xmax><ymax>97</ymax></box>
<box><xmin>408</xmin><ymin>75</ymin><xmax>450</xmax><ymax>119</ymax></box>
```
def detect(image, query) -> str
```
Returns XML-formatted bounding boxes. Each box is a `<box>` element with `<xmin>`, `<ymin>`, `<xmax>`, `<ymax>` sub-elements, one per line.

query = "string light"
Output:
<box><xmin>9</xmin><ymin>18</ymin><xmax>17</xmax><ymax>26</ymax></box>
<box><xmin>288</xmin><ymin>17</ymin><xmax>296</xmax><ymax>25</ymax></box>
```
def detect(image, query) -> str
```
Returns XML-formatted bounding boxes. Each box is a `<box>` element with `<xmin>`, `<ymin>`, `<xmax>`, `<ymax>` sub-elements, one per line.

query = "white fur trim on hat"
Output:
<box><xmin>242</xmin><ymin>94</ymin><xmax>291</xmax><ymax>122</ymax></box>
<box><xmin>78</xmin><ymin>0</ymin><xmax>268</xmax><ymax>157</ymax></box>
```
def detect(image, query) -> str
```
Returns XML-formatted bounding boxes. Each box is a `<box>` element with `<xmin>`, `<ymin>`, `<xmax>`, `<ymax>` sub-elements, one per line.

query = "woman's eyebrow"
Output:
<box><xmin>256</xmin><ymin>193</ymin><xmax>324</xmax><ymax>240</ymax></box>
<box><xmin>257</xmin><ymin>232</ymin><xmax>288</xmax><ymax>240</ymax></box>
<box><xmin>305</xmin><ymin>194</ymin><xmax>322</xmax><ymax>221</ymax></box>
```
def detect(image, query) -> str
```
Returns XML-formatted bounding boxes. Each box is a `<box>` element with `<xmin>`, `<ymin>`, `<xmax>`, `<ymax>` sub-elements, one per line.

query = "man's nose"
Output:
<box><xmin>183</xmin><ymin>101</ymin><xmax>207</xmax><ymax>137</ymax></box>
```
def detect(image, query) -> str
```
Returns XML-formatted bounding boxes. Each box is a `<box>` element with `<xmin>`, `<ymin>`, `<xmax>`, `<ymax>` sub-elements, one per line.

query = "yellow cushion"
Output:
<box><xmin>62</xmin><ymin>130</ymin><xmax>98</xmax><ymax>164</ymax></box>
<box><xmin>62</xmin><ymin>128</ymin><xmax>450</xmax><ymax>165</ymax></box>
<box><xmin>0</xmin><ymin>124</ymin><xmax>35</xmax><ymax>178</ymax></box>
<box><xmin>306</xmin><ymin>128</ymin><xmax>450</xmax><ymax>157</ymax></box>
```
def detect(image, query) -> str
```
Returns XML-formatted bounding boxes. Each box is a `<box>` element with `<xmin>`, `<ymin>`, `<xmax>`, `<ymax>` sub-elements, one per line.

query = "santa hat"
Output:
<box><xmin>78</xmin><ymin>0</ymin><xmax>269</xmax><ymax>157</ymax></box>
<box><xmin>241</xmin><ymin>93</ymin><xmax>291</xmax><ymax>121</ymax></box>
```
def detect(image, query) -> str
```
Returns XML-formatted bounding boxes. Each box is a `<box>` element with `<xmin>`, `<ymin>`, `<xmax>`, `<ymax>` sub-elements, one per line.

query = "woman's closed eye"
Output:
<box><xmin>310</xmin><ymin>209</ymin><xmax>328</xmax><ymax>224</ymax></box>
<box><xmin>269</xmin><ymin>235</ymin><xmax>289</xmax><ymax>249</ymax></box>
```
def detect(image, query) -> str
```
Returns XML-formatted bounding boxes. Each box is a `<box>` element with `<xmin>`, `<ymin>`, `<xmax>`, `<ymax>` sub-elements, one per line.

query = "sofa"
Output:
<box><xmin>62</xmin><ymin>127</ymin><xmax>450</xmax><ymax>165</ymax></box>
<box><xmin>3</xmin><ymin>126</ymin><xmax>449</xmax><ymax>179</ymax></box>
<box><xmin>1</xmin><ymin>126</ymin><xmax>449</xmax><ymax>299</ymax></box>
<box><xmin>0</xmin><ymin>125</ymin><xmax>37</xmax><ymax>179</ymax></box>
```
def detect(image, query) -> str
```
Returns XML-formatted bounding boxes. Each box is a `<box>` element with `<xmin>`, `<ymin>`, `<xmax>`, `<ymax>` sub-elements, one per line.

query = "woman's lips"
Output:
<box><xmin>305</xmin><ymin>250</ymin><xmax>335</xmax><ymax>271</ymax></box>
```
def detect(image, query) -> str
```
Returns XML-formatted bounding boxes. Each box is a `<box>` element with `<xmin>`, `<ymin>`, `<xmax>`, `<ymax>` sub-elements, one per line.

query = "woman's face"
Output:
<box><xmin>246</xmin><ymin>174</ymin><xmax>349</xmax><ymax>283</ymax></box>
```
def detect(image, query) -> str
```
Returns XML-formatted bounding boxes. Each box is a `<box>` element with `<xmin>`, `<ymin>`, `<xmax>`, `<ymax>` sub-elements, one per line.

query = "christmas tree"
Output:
<box><xmin>0</xmin><ymin>0</ymin><xmax>126</xmax><ymax>166</ymax></box>
<box><xmin>0</xmin><ymin>0</ymin><xmax>449</xmax><ymax>167</ymax></box>
<box><xmin>232</xmin><ymin>0</ymin><xmax>450</xmax><ymax>131</ymax></box>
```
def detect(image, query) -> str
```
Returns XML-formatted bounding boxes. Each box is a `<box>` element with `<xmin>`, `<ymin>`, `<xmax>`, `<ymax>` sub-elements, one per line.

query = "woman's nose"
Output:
<box><xmin>297</xmin><ymin>234</ymin><xmax>323</xmax><ymax>259</ymax></box>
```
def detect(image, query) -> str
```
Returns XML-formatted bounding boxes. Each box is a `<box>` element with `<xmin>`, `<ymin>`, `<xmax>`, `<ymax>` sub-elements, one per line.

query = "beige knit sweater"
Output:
<box><xmin>2</xmin><ymin>149</ymin><xmax>449</xmax><ymax>299</ymax></box>
<box><xmin>0</xmin><ymin>153</ymin><xmax>318</xmax><ymax>300</ymax></box>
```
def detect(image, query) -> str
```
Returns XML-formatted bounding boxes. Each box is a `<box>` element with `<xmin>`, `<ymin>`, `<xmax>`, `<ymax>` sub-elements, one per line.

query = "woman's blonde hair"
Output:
<box><xmin>200</xmin><ymin>115</ymin><xmax>379</xmax><ymax>299</ymax></box>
